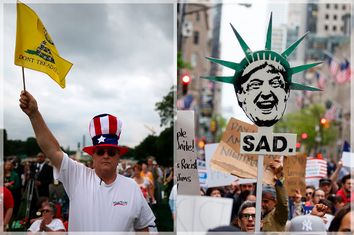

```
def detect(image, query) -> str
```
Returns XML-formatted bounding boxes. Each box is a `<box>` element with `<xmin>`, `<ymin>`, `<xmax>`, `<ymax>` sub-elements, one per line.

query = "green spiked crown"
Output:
<box><xmin>203</xmin><ymin>13</ymin><xmax>322</xmax><ymax>91</ymax></box>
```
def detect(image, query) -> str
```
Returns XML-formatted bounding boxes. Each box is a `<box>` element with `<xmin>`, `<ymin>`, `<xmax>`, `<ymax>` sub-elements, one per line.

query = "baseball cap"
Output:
<box><xmin>288</xmin><ymin>215</ymin><xmax>326</xmax><ymax>232</ymax></box>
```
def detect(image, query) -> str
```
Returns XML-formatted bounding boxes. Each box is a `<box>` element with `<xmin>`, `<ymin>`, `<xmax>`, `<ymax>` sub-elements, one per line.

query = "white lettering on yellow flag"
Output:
<box><xmin>14</xmin><ymin>2</ymin><xmax>72</xmax><ymax>88</ymax></box>
<box><xmin>176</xmin><ymin>111</ymin><xmax>199</xmax><ymax>195</ymax></box>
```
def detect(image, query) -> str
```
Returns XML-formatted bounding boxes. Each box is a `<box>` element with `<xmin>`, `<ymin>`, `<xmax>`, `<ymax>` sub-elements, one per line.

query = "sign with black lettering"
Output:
<box><xmin>176</xmin><ymin>111</ymin><xmax>200</xmax><ymax>195</ymax></box>
<box><xmin>210</xmin><ymin>118</ymin><xmax>276</xmax><ymax>184</ymax></box>
<box><xmin>240</xmin><ymin>132</ymin><xmax>297</xmax><ymax>155</ymax></box>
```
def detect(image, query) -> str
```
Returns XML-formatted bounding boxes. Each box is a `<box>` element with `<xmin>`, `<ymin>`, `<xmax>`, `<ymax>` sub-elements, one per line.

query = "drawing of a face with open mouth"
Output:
<box><xmin>236</xmin><ymin>60</ymin><xmax>290</xmax><ymax>126</ymax></box>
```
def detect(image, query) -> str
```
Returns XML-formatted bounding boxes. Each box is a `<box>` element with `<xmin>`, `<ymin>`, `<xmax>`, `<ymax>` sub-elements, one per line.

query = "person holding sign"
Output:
<box><xmin>261</xmin><ymin>158</ymin><xmax>289</xmax><ymax>232</ymax></box>
<box><xmin>19</xmin><ymin>91</ymin><xmax>155</xmax><ymax>232</ymax></box>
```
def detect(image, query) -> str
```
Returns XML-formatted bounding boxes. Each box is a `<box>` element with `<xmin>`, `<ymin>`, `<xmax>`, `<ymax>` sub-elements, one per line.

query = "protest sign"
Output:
<box><xmin>240</xmin><ymin>132</ymin><xmax>297</xmax><ymax>155</ymax></box>
<box><xmin>210</xmin><ymin>118</ymin><xmax>275</xmax><ymax>184</ymax></box>
<box><xmin>176</xmin><ymin>111</ymin><xmax>200</xmax><ymax>195</ymax></box>
<box><xmin>283</xmin><ymin>154</ymin><xmax>307</xmax><ymax>196</ymax></box>
<box><xmin>306</xmin><ymin>158</ymin><xmax>327</xmax><ymax>178</ymax></box>
<box><xmin>197</xmin><ymin>159</ymin><xmax>207</xmax><ymax>187</ymax></box>
<box><xmin>205</xmin><ymin>143</ymin><xmax>255</xmax><ymax>187</ymax></box>
<box><xmin>341</xmin><ymin>152</ymin><xmax>354</xmax><ymax>168</ymax></box>
<box><xmin>177</xmin><ymin>195</ymin><xmax>233</xmax><ymax>232</ymax></box>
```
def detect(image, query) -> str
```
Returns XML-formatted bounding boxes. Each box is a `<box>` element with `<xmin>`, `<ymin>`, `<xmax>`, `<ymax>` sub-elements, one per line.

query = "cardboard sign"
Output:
<box><xmin>341</xmin><ymin>152</ymin><xmax>354</xmax><ymax>168</ymax></box>
<box><xmin>283</xmin><ymin>154</ymin><xmax>307</xmax><ymax>196</ymax></box>
<box><xmin>176</xmin><ymin>111</ymin><xmax>200</xmax><ymax>195</ymax></box>
<box><xmin>240</xmin><ymin>132</ymin><xmax>297</xmax><ymax>155</ymax></box>
<box><xmin>210</xmin><ymin>118</ymin><xmax>275</xmax><ymax>184</ymax></box>
<box><xmin>205</xmin><ymin>143</ymin><xmax>256</xmax><ymax>187</ymax></box>
<box><xmin>177</xmin><ymin>195</ymin><xmax>233</xmax><ymax>232</ymax></box>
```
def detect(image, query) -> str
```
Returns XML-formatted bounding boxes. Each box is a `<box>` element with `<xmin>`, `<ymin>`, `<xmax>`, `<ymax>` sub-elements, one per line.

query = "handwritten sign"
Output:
<box><xmin>205</xmin><ymin>143</ymin><xmax>256</xmax><ymax>187</ymax></box>
<box><xmin>240</xmin><ymin>132</ymin><xmax>297</xmax><ymax>155</ymax></box>
<box><xmin>210</xmin><ymin>118</ymin><xmax>275</xmax><ymax>184</ymax></box>
<box><xmin>177</xmin><ymin>195</ymin><xmax>233</xmax><ymax>232</ymax></box>
<box><xmin>176</xmin><ymin>111</ymin><xmax>200</xmax><ymax>195</ymax></box>
<box><xmin>283</xmin><ymin>154</ymin><xmax>307</xmax><ymax>196</ymax></box>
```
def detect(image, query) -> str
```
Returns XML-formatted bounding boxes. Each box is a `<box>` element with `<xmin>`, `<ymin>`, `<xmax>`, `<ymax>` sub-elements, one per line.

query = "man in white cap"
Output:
<box><xmin>19</xmin><ymin>91</ymin><xmax>155</xmax><ymax>232</ymax></box>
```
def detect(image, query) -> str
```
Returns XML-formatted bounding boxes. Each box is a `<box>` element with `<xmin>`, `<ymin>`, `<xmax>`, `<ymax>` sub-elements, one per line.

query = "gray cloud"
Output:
<box><xmin>3</xmin><ymin>3</ymin><xmax>174</xmax><ymax>151</ymax></box>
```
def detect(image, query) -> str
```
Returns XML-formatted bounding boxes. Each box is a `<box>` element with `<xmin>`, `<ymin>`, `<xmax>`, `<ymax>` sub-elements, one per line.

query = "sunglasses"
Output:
<box><xmin>306</xmin><ymin>192</ymin><xmax>313</xmax><ymax>196</ymax></box>
<box><xmin>40</xmin><ymin>209</ymin><xmax>52</xmax><ymax>213</ymax></box>
<box><xmin>95</xmin><ymin>148</ymin><xmax>118</xmax><ymax>157</ymax></box>
<box><xmin>240</xmin><ymin>213</ymin><xmax>256</xmax><ymax>220</ymax></box>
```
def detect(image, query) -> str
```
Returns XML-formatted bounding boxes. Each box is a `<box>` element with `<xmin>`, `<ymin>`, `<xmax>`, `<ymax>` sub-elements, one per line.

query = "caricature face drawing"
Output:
<box><xmin>203</xmin><ymin>14</ymin><xmax>322</xmax><ymax>128</ymax></box>
<box><xmin>235</xmin><ymin>61</ymin><xmax>290</xmax><ymax>127</ymax></box>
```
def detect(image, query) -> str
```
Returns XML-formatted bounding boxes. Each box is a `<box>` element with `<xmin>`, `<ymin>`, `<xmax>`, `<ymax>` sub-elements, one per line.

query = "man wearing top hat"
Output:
<box><xmin>19</xmin><ymin>90</ymin><xmax>155</xmax><ymax>232</ymax></box>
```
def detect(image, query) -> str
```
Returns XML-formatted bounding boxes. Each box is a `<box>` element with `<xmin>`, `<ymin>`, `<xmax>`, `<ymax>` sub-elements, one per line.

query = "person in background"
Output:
<box><xmin>305</xmin><ymin>185</ymin><xmax>316</xmax><ymax>205</ymax></box>
<box><xmin>27</xmin><ymin>202</ymin><xmax>65</xmax><ymax>232</ymax></box>
<box><xmin>168</xmin><ymin>184</ymin><xmax>177</xmax><ymax>221</ymax></box>
<box><xmin>33</xmin><ymin>152</ymin><xmax>54</xmax><ymax>198</ymax></box>
<box><xmin>133</xmin><ymin>163</ymin><xmax>156</xmax><ymax>204</ymax></box>
<box><xmin>336</xmin><ymin>174</ymin><xmax>353</xmax><ymax>204</ymax></box>
<box><xmin>4</xmin><ymin>160</ymin><xmax>21</xmax><ymax>217</ymax></box>
<box><xmin>328</xmin><ymin>203</ymin><xmax>352</xmax><ymax>232</ymax></box>
<box><xmin>319</xmin><ymin>178</ymin><xmax>334</xmax><ymax>199</ymax></box>
<box><xmin>307</xmin><ymin>188</ymin><xmax>325</xmax><ymax>206</ymax></box>
<box><xmin>288</xmin><ymin>189</ymin><xmax>303</xmax><ymax>219</ymax></box>
<box><xmin>205</xmin><ymin>187</ymin><xmax>224</xmax><ymax>197</ymax></box>
<box><xmin>1</xmin><ymin>186</ymin><xmax>14</xmax><ymax>231</ymax></box>
<box><xmin>327</xmin><ymin>194</ymin><xmax>345</xmax><ymax>213</ymax></box>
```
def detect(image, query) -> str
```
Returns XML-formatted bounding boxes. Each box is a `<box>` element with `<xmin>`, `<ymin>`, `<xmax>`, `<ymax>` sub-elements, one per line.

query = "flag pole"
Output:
<box><xmin>21</xmin><ymin>66</ymin><xmax>26</xmax><ymax>91</ymax></box>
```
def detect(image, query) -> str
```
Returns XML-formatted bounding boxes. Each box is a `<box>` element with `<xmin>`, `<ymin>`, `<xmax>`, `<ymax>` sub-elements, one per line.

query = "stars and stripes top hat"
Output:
<box><xmin>82</xmin><ymin>114</ymin><xmax>129</xmax><ymax>156</ymax></box>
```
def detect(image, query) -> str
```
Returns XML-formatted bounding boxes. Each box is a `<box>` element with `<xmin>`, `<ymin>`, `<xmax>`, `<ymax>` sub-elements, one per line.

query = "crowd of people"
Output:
<box><xmin>2</xmin><ymin>154</ymin><xmax>174</xmax><ymax>232</ymax></box>
<box><xmin>203</xmin><ymin>159</ymin><xmax>353</xmax><ymax>233</ymax></box>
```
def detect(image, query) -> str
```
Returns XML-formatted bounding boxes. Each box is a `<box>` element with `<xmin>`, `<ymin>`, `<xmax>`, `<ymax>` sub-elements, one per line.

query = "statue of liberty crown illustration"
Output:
<box><xmin>202</xmin><ymin>13</ymin><xmax>322</xmax><ymax>91</ymax></box>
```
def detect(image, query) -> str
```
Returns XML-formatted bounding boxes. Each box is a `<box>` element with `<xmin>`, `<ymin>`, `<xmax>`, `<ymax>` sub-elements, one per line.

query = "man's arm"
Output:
<box><xmin>19</xmin><ymin>91</ymin><xmax>63</xmax><ymax>169</ymax></box>
<box><xmin>270</xmin><ymin>158</ymin><xmax>289</xmax><ymax>225</ymax></box>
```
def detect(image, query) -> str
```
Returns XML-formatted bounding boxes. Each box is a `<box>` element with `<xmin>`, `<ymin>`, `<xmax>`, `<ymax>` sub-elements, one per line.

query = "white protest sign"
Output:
<box><xmin>205</xmin><ymin>143</ymin><xmax>255</xmax><ymax>187</ymax></box>
<box><xmin>240</xmin><ymin>132</ymin><xmax>297</xmax><ymax>155</ymax></box>
<box><xmin>305</xmin><ymin>158</ymin><xmax>327</xmax><ymax>178</ymax></box>
<box><xmin>176</xmin><ymin>111</ymin><xmax>200</xmax><ymax>195</ymax></box>
<box><xmin>177</xmin><ymin>195</ymin><xmax>233</xmax><ymax>232</ymax></box>
<box><xmin>341</xmin><ymin>152</ymin><xmax>354</xmax><ymax>168</ymax></box>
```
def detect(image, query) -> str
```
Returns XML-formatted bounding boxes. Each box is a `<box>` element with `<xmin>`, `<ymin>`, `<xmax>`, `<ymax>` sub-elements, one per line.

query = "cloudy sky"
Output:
<box><xmin>2</xmin><ymin>2</ymin><xmax>174</xmax><ymax>151</ymax></box>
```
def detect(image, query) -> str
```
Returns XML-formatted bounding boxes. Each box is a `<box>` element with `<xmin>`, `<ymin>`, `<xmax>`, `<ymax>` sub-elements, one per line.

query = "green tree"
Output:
<box><xmin>155</xmin><ymin>86</ymin><xmax>175</xmax><ymax>127</ymax></box>
<box><xmin>274</xmin><ymin>104</ymin><xmax>338</xmax><ymax>154</ymax></box>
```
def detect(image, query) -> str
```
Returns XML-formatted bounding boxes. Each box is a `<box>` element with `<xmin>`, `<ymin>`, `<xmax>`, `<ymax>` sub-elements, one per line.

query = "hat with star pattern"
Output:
<box><xmin>83</xmin><ymin>113</ymin><xmax>129</xmax><ymax>156</ymax></box>
<box><xmin>202</xmin><ymin>13</ymin><xmax>322</xmax><ymax>91</ymax></box>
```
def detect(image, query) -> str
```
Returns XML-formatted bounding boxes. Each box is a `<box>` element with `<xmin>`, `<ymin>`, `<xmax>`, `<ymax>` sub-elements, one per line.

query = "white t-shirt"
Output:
<box><xmin>28</xmin><ymin>218</ymin><xmax>65</xmax><ymax>232</ymax></box>
<box><xmin>54</xmin><ymin>152</ymin><xmax>155</xmax><ymax>231</ymax></box>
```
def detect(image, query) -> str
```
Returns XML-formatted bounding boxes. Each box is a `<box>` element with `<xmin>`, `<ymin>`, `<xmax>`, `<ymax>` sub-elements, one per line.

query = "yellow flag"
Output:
<box><xmin>14</xmin><ymin>2</ymin><xmax>72</xmax><ymax>88</ymax></box>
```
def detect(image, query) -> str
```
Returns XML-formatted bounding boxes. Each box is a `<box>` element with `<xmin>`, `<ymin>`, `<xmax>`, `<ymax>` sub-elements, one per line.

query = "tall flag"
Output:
<box><xmin>14</xmin><ymin>2</ymin><xmax>72</xmax><ymax>88</ymax></box>
<box><xmin>336</xmin><ymin>60</ymin><xmax>351</xmax><ymax>84</ymax></box>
